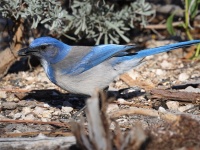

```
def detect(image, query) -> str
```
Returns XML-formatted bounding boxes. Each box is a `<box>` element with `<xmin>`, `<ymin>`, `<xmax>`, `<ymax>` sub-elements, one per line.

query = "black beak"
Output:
<box><xmin>18</xmin><ymin>47</ymin><xmax>29</xmax><ymax>56</ymax></box>
<box><xmin>18</xmin><ymin>47</ymin><xmax>37</xmax><ymax>56</ymax></box>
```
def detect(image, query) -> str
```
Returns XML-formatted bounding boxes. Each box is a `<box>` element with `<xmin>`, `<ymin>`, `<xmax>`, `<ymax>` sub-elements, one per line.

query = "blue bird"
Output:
<box><xmin>18</xmin><ymin>37</ymin><xmax>200</xmax><ymax>96</ymax></box>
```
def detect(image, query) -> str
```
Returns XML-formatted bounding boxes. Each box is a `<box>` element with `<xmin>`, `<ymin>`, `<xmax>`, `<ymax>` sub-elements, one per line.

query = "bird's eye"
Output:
<box><xmin>40</xmin><ymin>45</ymin><xmax>47</xmax><ymax>50</ymax></box>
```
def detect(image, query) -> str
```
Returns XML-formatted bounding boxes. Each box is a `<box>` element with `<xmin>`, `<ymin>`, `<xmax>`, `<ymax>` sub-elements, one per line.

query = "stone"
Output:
<box><xmin>33</xmin><ymin>106</ymin><xmax>45</xmax><ymax>117</ymax></box>
<box><xmin>22</xmin><ymin>107</ymin><xmax>32</xmax><ymax>115</ymax></box>
<box><xmin>0</xmin><ymin>91</ymin><xmax>7</xmax><ymax>98</ymax></box>
<box><xmin>2</xmin><ymin>102</ymin><xmax>17</xmax><ymax>110</ymax></box>
<box><xmin>42</xmin><ymin>111</ymin><xmax>52</xmax><ymax>118</ymax></box>
<box><xmin>61</xmin><ymin>106</ymin><xmax>73</xmax><ymax>113</ymax></box>
<box><xmin>160</xmin><ymin>60</ymin><xmax>173</xmax><ymax>69</ymax></box>
<box><xmin>24</xmin><ymin>114</ymin><xmax>35</xmax><ymax>120</ymax></box>
<box><xmin>184</xmin><ymin>86</ymin><xmax>200</xmax><ymax>93</ymax></box>
<box><xmin>166</xmin><ymin>101</ymin><xmax>179</xmax><ymax>110</ymax></box>
<box><xmin>13</xmin><ymin>113</ymin><xmax>22</xmax><ymax>119</ymax></box>
<box><xmin>178</xmin><ymin>73</ymin><xmax>189</xmax><ymax>82</ymax></box>
<box><xmin>155</xmin><ymin>69</ymin><xmax>165</xmax><ymax>76</ymax></box>
<box><xmin>178</xmin><ymin>104</ymin><xmax>194</xmax><ymax>112</ymax></box>
<box><xmin>106</xmin><ymin>104</ymin><xmax>119</xmax><ymax>113</ymax></box>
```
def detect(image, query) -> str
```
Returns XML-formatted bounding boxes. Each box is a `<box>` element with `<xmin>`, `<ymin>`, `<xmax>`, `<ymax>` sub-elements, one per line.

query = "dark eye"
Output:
<box><xmin>40</xmin><ymin>45</ymin><xmax>47</xmax><ymax>50</ymax></box>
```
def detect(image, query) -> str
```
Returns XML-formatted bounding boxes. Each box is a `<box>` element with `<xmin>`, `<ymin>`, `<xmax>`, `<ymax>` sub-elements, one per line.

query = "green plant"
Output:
<box><xmin>0</xmin><ymin>0</ymin><xmax>155</xmax><ymax>45</ymax></box>
<box><xmin>166</xmin><ymin>0</ymin><xmax>200</xmax><ymax>59</ymax></box>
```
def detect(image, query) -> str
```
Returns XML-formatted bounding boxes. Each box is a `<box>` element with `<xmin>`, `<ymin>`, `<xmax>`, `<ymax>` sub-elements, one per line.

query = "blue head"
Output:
<box><xmin>18</xmin><ymin>37</ymin><xmax>71</xmax><ymax>64</ymax></box>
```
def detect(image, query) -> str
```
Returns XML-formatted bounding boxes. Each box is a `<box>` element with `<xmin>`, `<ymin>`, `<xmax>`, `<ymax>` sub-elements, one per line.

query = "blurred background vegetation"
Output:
<box><xmin>0</xmin><ymin>0</ymin><xmax>155</xmax><ymax>45</ymax></box>
<box><xmin>0</xmin><ymin>0</ymin><xmax>200</xmax><ymax>76</ymax></box>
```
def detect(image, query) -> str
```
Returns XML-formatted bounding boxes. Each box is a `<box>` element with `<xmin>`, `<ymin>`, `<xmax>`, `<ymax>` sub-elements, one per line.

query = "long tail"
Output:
<box><xmin>134</xmin><ymin>40</ymin><xmax>200</xmax><ymax>58</ymax></box>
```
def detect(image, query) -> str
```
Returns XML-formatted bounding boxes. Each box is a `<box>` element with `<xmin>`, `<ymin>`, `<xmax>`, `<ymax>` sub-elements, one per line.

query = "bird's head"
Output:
<box><xmin>18</xmin><ymin>37</ymin><xmax>71</xmax><ymax>64</ymax></box>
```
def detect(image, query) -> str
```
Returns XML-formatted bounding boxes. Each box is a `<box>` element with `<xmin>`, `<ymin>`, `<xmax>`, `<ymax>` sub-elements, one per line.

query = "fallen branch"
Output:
<box><xmin>144</xmin><ymin>21</ymin><xmax>183</xmax><ymax>29</ymax></box>
<box><xmin>0</xmin><ymin>119</ymin><xmax>70</xmax><ymax>128</ymax></box>
<box><xmin>0</xmin><ymin>135</ymin><xmax>76</xmax><ymax>150</ymax></box>
<box><xmin>110</xmin><ymin>106</ymin><xmax>179</xmax><ymax>123</ymax></box>
<box><xmin>0</xmin><ymin>88</ymin><xmax>31</xmax><ymax>93</ymax></box>
<box><xmin>150</xmin><ymin>89</ymin><xmax>200</xmax><ymax>103</ymax></box>
<box><xmin>5</xmin><ymin>131</ymin><xmax>73</xmax><ymax>137</ymax></box>
<box><xmin>120</xmin><ymin>73</ymin><xmax>155</xmax><ymax>90</ymax></box>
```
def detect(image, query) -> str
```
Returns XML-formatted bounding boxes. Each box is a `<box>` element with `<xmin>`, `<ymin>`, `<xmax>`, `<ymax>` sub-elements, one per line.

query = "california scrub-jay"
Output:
<box><xmin>18</xmin><ymin>37</ymin><xmax>200</xmax><ymax>96</ymax></box>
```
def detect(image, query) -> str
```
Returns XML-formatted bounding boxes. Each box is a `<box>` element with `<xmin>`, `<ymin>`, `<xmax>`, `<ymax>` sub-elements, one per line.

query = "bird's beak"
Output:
<box><xmin>18</xmin><ymin>47</ymin><xmax>37</xmax><ymax>56</ymax></box>
<box><xmin>18</xmin><ymin>47</ymin><xmax>29</xmax><ymax>56</ymax></box>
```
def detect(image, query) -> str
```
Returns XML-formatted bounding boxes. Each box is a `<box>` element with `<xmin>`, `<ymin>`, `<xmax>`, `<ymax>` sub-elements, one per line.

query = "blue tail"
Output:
<box><xmin>134</xmin><ymin>40</ymin><xmax>200</xmax><ymax>58</ymax></box>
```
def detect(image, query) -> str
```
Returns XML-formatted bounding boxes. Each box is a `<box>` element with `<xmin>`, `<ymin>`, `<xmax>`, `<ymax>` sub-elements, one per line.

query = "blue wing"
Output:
<box><xmin>112</xmin><ymin>40</ymin><xmax>200</xmax><ymax>65</ymax></box>
<box><xmin>63</xmin><ymin>40</ymin><xmax>200</xmax><ymax>75</ymax></box>
<box><xmin>63</xmin><ymin>44</ymin><xmax>135</xmax><ymax>75</ymax></box>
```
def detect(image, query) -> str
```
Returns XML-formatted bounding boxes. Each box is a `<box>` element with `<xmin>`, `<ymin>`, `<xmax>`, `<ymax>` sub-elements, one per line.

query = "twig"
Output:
<box><xmin>144</xmin><ymin>21</ymin><xmax>183</xmax><ymax>29</ymax></box>
<box><xmin>5</xmin><ymin>131</ymin><xmax>73</xmax><ymax>137</ymax></box>
<box><xmin>0</xmin><ymin>119</ymin><xmax>70</xmax><ymax>128</ymax></box>
<box><xmin>0</xmin><ymin>136</ymin><xmax>76</xmax><ymax>149</ymax></box>
<box><xmin>120</xmin><ymin>73</ymin><xmax>155</xmax><ymax>90</ymax></box>
<box><xmin>110</xmin><ymin>107</ymin><xmax>179</xmax><ymax>123</ymax></box>
<box><xmin>150</xmin><ymin>89</ymin><xmax>200</xmax><ymax>103</ymax></box>
<box><xmin>0</xmin><ymin>88</ymin><xmax>31</xmax><ymax>93</ymax></box>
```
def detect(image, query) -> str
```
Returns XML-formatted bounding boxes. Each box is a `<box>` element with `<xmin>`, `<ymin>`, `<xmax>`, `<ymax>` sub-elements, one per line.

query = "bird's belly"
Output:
<box><xmin>54</xmin><ymin>63</ymin><xmax>117</xmax><ymax>96</ymax></box>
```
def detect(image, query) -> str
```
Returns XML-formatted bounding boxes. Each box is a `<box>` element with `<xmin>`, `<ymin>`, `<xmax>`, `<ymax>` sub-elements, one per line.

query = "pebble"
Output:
<box><xmin>2</xmin><ymin>102</ymin><xmax>17</xmax><ymax>110</ymax></box>
<box><xmin>61</xmin><ymin>106</ymin><xmax>73</xmax><ymax>113</ymax></box>
<box><xmin>178</xmin><ymin>73</ymin><xmax>189</xmax><ymax>81</ymax></box>
<box><xmin>13</xmin><ymin>113</ymin><xmax>22</xmax><ymax>119</ymax></box>
<box><xmin>127</xmin><ymin>70</ymin><xmax>141</xmax><ymax>80</ymax></box>
<box><xmin>184</xmin><ymin>86</ymin><xmax>200</xmax><ymax>93</ymax></box>
<box><xmin>41</xmin><ymin>118</ymin><xmax>50</xmax><ymax>122</ymax></box>
<box><xmin>178</xmin><ymin>104</ymin><xmax>194</xmax><ymax>112</ymax></box>
<box><xmin>52</xmin><ymin>110</ymin><xmax>61</xmax><ymax>116</ymax></box>
<box><xmin>160</xmin><ymin>60</ymin><xmax>173</xmax><ymax>69</ymax></box>
<box><xmin>117</xmin><ymin>98</ymin><xmax>127</xmax><ymax>104</ymax></box>
<box><xmin>42</xmin><ymin>111</ymin><xmax>52</xmax><ymax>118</ymax></box>
<box><xmin>22</xmin><ymin>107</ymin><xmax>32</xmax><ymax>115</ymax></box>
<box><xmin>155</xmin><ymin>69</ymin><xmax>165</xmax><ymax>76</ymax></box>
<box><xmin>106</xmin><ymin>104</ymin><xmax>119</xmax><ymax>113</ymax></box>
<box><xmin>43</xmin><ymin>103</ymin><xmax>50</xmax><ymax>108</ymax></box>
<box><xmin>166</xmin><ymin>101</ymin><xmax>179</xmax><ymax>110</ymax></box>
<box><xmin>0</xmin><ymin>91</ymin><xmax>7</xmax><ymax>98</ymax></box>
<box><xmin>33</xmin><ymin>106</ymin><xmax>45</xmax><ymax>117</ymax></box>
<box><xmin>24</xmin><ymin>114</ymin><xmax>35</xmax><ymax>120</ymax></box>
<box><xmin>0</xmin><ymin>114</ymin><xmax>7</xmax><ymax>119</ymax></box>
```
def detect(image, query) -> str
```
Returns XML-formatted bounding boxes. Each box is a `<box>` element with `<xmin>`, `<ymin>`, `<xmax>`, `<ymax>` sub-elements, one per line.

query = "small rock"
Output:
<box><xmin>43</xmin><ymin>103</ymin><xmax>50</xmax><ymax>108</ymax></box>
<box><xmin>13</xmin><ymin>130</ymin><xmax>21</xmax><ymax>133</ymax></box>
<box><xmin>41</xmin><ymin>118</ymin><xmax>50</xmax><ymax>122</ymax></box>
<box><xmin>0</xmin><ymin>91</ymin><xmax>7</xmax><ymax>98</ymax></box>
<box><xmin>158</xmin><ymin>106</ymin><xmax>166</xmax><ymax>112</ymax></box>
<box><xmin>160</xmin><ymin>60</ymin><xmax>173</xmax><ymax>69</ymax></box>
<box><xmin>42</xmin><ymin>111</ymin><xmax>52</xmax><ymax>118</ymax></box>
<box><xmin>61</xmin><ymin>106</ymin><xmax>73</xmax><ymax>113</ymax></box>
<box><xmin>166</xmin><ymin>101</ymin><xmax>179</xmax><ymax>110</ymax></box>
<box><xmin>178</xmin><ymin>73</ymin><xmax>189</xmax><ymax>81</ymax></box>
<box><xmin>22</xmin><ymin>107</ymin><xmax>32</xmax><ymax>115</ymax></box>
<box><xmin>33</xmin><ymin>106</ymin><xmax>45</xmax><ymax>117</ymax></box>
<box><xmin>107</xmin><ymin>104</ymin><xmax>119</xmax><ymax>113</ymax></box>
<box><xmin>25</xmin><ymin>76</ymin><xmax>34</xmax><ymax>81</ymax></box>
<box><xmin>52</xmin><ymin>110</ymin><xmax>61</xmax><ymax>116</ymax></box>
<box><xmin>184</xmin><ymin>86</ymin><xmax>200</xmax><ymax>93</ymax></box>
<box><xmin>13</xmin><ymin>113</ymin><xmax>22</xmax><ymax>119</ymax></box>
<box><xmin>155</xmin><ymin>69</ymin><xmax>165</xmax><ymax>76</ymax></box>
<box><xmin>178</xmin><ymin>104</ymin><xmax>194</xmax><ymax>112</ymax></box>
<box><xmin>0</xmin><ymin>114</ymin><xmax>7</xmax><ymax>119</ymax></box>
<box><xmin>2</xmin><ymin>102</ymin><xmax>17</xmax><ymax>110</ymax></box>
<box><xmin>24</xmin><ymin>114</ymin><xmax>35</xmax><ymax>120</ymax></box>
<box><xmin>127</xmin><ymin>70</ymin><xmax>141</xmax><ymax>80</ymax></box>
